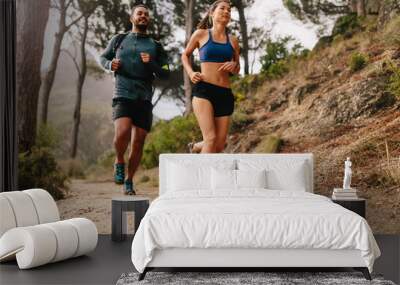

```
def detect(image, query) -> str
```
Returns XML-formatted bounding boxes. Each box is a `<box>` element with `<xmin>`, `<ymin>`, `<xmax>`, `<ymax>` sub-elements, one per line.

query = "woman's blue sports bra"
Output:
<box><xmin>199</xmin><ymin>29</ymin><xmax>234</xmax><ymax>63</ymax></box>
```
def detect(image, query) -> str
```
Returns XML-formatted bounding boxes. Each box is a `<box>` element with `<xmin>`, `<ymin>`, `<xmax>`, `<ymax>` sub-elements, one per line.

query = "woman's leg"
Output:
<box><xmin>192</xmin><ymin>97</ymin><xmax>217</xmax><ymax>153</ymax></box>
<box><xmin>215</xmin><ymin>116</ymin><xmax>230</xmax><ymax>153</ymax></box>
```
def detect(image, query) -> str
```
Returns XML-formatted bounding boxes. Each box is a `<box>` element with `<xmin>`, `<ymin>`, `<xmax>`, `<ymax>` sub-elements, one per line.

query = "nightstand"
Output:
<box><xmin>332</xmin><ymin>198</ymin><xmax>366</xmax><ymax>218</ymax></box>
<box><xmin>111</xmin><ymin>196</ymin><xmax>150</xmax><ymax>242</ymax></box>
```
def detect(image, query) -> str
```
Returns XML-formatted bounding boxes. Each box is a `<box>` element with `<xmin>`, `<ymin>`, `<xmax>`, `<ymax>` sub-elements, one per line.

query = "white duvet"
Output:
<box><xmin>131</xmin><ymin>190</ymin><xmax>380</xmax><ymax>273</ymax></box>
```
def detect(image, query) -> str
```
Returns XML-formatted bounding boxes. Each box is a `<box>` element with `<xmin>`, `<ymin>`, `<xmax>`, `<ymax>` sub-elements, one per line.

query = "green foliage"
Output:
<box><xmin>387</xmin><ymin>61</ymin><xmax>400</xmax><ymax>98</ymax></box>
<box><xmin>349</xmin><ymin>52</ymin><xmax>368</xmax><ymax>72</ymax></box>
<box><xmin>255</xmin><ymin>135</ymin><xmax>282</xmax><ymax>153</ymax></box>
<box><xmin>141</xmin><ymin>114</ymin><xmax>202</xmax><ymax>169</ymax></box>
<box><xmin>230</xmin><ymin>75</ymin><xmax>260</xmax><ymax>102</ymax></box>
<box><xmin>332</xmin><ymin>14</ymin><xmax>361</xmax><ymax>38</ymax></box>
<box><xmin>260</xmin><ymin>36</ymin><xmax>290</xmax><ymax>75</ymax></box>
<box><xmin>260</xmin><ymin>36</ymin><xmax>309</xmax><ymax>78</ymax></box>
<box><xmin>18</xmin><ymin>147</ymin><xmax>68</xmax><ymax>200</ymax></box>
<box><xmin>36</xmin><ymin>124</ymin><xmax>60</xmax><ymax>149</ymax></box>
<box><xmin>282</xmin><ymin>0</ymin><xmax>305</xmax><ymax>21</ymax></box>
<box><xmin>314</xmin><ymin>35</ymin><xmax>333</xmax><ymax>50</ymax></box>
<box><xmin>18</xmin><ymin>124</ymin><xmax>68</xmax><ymax>200</ymax></box>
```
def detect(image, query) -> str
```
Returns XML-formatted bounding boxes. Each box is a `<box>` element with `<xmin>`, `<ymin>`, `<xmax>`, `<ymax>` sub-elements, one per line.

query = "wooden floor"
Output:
<box><xmin>0</xmin><ymin>235</ymin><xmax>398</xmax><ymax>285</ymax></box>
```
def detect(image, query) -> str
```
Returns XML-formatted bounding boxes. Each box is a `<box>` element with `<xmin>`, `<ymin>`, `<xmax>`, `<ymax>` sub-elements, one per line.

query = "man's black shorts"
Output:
<box><xmin>192</xmin><ymin>81</ymin><xmax>234</xmax><ymax>117</ymax></box>
<box><xmin>112</xmin><ymin>98</ymin><xmax>153</xmax><ymax>132</ymax></box>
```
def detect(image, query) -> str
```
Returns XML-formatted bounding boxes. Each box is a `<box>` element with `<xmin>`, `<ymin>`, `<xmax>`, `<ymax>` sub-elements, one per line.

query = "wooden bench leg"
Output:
<box><xmin>138</xmin><ymin>267</ymin><xmax>148</xmax><ymax>281</ymax></box>
<box><xmin>354</xmin><ymin>267</ymin><xmax>372</xmax><ymax>280</ymax></box>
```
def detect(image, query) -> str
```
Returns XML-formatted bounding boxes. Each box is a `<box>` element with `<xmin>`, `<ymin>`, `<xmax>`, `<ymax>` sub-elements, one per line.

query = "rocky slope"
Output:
<box><xmin>227</xmin><ymin>16</ymin><xmax>400</xmax><ymax>234</ymax></box>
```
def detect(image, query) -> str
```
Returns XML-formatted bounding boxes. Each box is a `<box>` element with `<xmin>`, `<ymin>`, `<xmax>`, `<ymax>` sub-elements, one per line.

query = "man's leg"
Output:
<box><xmin>113</xmin><ymin>117</ymin><xmax>132</xmax><ymax>183</ymax></box>
<box><xmin>126</xmin><ymin>126</ymin><xmax>148</xmax><ymax>182</ymax></box>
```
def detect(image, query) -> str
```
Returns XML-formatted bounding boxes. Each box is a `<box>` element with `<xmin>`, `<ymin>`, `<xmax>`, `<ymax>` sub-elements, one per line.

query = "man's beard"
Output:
<box><xmin>135</xmin><ymin>23</ymin><xmax>148</xmax><ymax>33</ymax></box>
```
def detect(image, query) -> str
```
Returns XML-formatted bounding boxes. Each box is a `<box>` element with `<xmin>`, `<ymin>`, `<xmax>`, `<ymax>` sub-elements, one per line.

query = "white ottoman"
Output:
<box><xmin>0</xmin><ymin>189</ymin><xmax>98</xmax><ymax>269</ymax></box>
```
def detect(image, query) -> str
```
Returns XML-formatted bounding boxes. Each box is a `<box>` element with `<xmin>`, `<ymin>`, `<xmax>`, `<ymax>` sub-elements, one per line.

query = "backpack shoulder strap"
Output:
<box><xmin>112</xmin><ymin>32</ymin><xmax>129</xmax><ymax>54</ymax></box>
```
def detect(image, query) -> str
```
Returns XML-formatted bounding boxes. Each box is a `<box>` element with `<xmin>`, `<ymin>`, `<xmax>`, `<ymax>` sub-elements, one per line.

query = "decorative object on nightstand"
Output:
<box><xmin>111</xmin><ymin>196</ymin><xmax>150</xmax><ymax>242</ymax></box>
<box><xmin>332</xmin><ymin>157</ymin><xmax>358</xmax><ymax>200</ymax></box>
<box><xmin>332</xmin><ymin>188</ymin><xmax>358</xmax><ymax>200</ymax></box>
<box><xmin>343</xmin><ymin>157</ymin><xmax>352</xmax><ymax>190</ymax></box>
<box><xmin>332</xmin><ymin>198</ymin><xmax>366</xmax><ymax>218</ymax></box>
<box><xmin>332</xmin><ymin>157</ymin><xmax>365</xmax><ymax>217</ymax></box>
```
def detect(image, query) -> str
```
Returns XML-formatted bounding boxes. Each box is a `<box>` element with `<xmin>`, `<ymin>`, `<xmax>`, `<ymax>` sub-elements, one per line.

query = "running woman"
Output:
<box><xmin>182</xmin><ymin>0</ymin><xmax>240</xmax><ymax>153</ymax></box>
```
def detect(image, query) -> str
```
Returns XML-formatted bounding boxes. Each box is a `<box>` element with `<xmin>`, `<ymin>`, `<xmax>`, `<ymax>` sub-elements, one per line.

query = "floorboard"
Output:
<box><xmin>0</xmin><ymin>235</ymin><xmax>398</xmax><ymax>285</ymax></box>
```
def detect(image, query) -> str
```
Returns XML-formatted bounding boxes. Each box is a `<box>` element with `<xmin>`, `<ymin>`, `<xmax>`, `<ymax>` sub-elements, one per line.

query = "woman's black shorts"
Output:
<box><xmin>112</xmin><ymin>98</ymin><xmax>153</xmax><ymax>132</ymax></box>
<box><xmin>192</xmin><ymin>81</ymin><xmax>234</xmax><ymax>117</ymax></box>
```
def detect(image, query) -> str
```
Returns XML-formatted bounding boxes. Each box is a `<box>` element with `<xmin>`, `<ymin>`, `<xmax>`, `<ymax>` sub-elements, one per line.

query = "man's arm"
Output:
<box><xmin>147</xmin><ymin>41</ymin><xmax>170</xmax><ymax>79</ymax></box>
<box><xmin>99</xmin><ymin>35</ymin><xmax>118</xmax><ymax>71</ymax></box>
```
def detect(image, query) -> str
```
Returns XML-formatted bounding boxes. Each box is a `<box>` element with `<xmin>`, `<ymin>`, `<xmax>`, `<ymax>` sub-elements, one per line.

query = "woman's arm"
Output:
<box><xmin>181</xmin><ymin>29</ymin><xmax>205</xmax><ymax>83</ymax></box>
<box><xmin>231</xmin><ymin>35</ymin><xmax>241</xmax><ymax>74</ymax></box>
<box><xmin>217</xmin><ymin>35</ymin><xmax>240</xmax><ymax>74</ymax></box>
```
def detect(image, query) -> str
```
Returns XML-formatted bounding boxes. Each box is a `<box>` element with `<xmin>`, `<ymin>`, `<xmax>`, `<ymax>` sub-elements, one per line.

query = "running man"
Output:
<box><xmin>100</xmin><ymin>4</ymin><xmax>170</xmax><ymax>194</ymax></box>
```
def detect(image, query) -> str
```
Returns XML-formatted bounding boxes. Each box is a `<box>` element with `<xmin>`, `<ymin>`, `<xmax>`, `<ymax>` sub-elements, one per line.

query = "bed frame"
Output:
<box><xmin>140</xmin><ymin>248</ymin><xmax>371</xmax><ymax>280</ymax></box>
<box><xmin>138</xmin><ymin>154</ymin><xmax>372</xmax><ymax>281</ymax></box>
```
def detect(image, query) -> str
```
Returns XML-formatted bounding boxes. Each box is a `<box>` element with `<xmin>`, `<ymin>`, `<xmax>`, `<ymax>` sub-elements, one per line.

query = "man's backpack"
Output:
<box><xmin>112</xmin><ymin>32</ymin><xmax>129</xmax><ymax>55</ymax></box>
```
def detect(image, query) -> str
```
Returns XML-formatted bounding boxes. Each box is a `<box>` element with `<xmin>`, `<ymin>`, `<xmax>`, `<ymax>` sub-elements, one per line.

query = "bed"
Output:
<box><xmin>131</xmin><ymin>153</ymin><xmax>381</xmax><ymax>281</ymax></box>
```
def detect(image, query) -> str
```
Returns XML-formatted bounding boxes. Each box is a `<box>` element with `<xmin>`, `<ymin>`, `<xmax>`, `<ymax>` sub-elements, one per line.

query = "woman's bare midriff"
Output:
<box><xmin>200</xmin><ymin>62</ymin><xmax>231</xmax><ymax>88</ymax></box>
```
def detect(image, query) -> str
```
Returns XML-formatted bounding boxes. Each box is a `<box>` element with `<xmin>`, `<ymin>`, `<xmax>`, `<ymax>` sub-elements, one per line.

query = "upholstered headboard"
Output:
<box><xmin>159</xmin><ymin>153</ymin><xmax>314</xmax><ymax>195</ymax></box>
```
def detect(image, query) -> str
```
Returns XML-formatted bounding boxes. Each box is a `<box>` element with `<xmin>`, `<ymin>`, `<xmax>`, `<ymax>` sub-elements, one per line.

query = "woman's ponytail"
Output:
<box><xmin>196</xmin><ymin>0</ymin><xmax>230</xmax><ymax>30</ymax></box>
<box><xmin>197</xmin><ymin>14</ymin><xmax>211</xmax><ymax>29</ymax></box>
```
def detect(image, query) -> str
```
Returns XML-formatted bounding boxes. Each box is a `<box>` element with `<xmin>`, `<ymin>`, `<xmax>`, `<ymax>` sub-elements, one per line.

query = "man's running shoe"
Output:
<box><xmin>114</xmin><ymin>163</ymin><xmax>125</xmax><ymax>184</ymax></box>
<box><xmin>124</xmin><ymin>180</ymin><xmax>136</xmax><ymax>195</ymax></box>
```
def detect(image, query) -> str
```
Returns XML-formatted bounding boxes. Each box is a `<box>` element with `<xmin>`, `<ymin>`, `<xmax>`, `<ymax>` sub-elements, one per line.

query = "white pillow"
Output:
<box><xmin>211</xmin><ymin>168</ymin><xmax>236</xmax><ymax>190</ymax></box>
<box><xmin>238</xmin><ymin>159</ymin><xmax>308</xmax><ymax>191</ymax></box>
<box><xmin>211</xmin><ymin>169</ymin><xmax>267</xmax><ymax>191</ymax></box>
<box><xmin>167</xmin><ymin>160</ymin><xmax>235</xmax><ymax>192</ymax></box>
<box><xmin>236</xmin><ymin>169</ymin><xmax>267</xmax><ymax>189</ymax></box>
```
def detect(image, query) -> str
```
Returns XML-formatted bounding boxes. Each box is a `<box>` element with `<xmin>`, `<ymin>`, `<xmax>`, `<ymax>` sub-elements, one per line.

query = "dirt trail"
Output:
<box><xmin>56</xmin><ymin>179</ymin><xmax>158</xmax><ymax>234</ymax></box>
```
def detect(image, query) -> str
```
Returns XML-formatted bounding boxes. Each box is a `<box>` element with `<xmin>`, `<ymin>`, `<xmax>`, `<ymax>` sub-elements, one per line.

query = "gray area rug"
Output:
<box><xmin>116</xmin><ymin>272</ymin><xmax>396</xmax><ymax>285</ymax></box>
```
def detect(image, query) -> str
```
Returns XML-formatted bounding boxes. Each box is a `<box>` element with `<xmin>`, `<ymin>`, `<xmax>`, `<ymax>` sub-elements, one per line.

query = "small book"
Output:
<box><xmin>334</xmin><ymin>188</ymin><xmax>357</xmax><ymax>193</ymax></box>
<box><xmin>332</xmin><ymin>194</ymin><xmax>358</xmax><ymax>200</ymax></box>
<box><xmin>333</xmin><ymin>192</ymin><xmax>358</xmax><ymax>197</ymax></box>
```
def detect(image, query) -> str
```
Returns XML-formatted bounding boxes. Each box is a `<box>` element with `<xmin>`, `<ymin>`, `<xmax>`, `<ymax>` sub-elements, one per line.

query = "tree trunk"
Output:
<box><xmin>183</xmin><ymin>0</ymin><xmax>195</xmax><ymax>116</ymax></box>
<box><xmin>233</xmin><ymin>0</ymin><xmax>249</xmax><ymax>75</ymax></box>
<box><xmin>349</xmin><ymin>0</ymin><xmax>358</xmax><ymax>13</ymax></box>
<box><xmin>356</xmin><ymin>0</ymin><xmax>366</xmax><ymax>17</ymax></box>
<box><xmin>378</xmin><ymin>0</ymin><xmax>400</xmax><ymax>28</ymax></box>
<box><xmin>71</xmin><ymin>16</ymin><xmax>89</xmax><ymax>158</ymax></box>
<box><xmin>40</xmin><ymin>0</ymin><xmax>68</xmax><ymax>125</ymax></box>
<box><xmin>16</xmin><ymin>0</ymin><xmax>50</xmax><ymax>152</ymax></box>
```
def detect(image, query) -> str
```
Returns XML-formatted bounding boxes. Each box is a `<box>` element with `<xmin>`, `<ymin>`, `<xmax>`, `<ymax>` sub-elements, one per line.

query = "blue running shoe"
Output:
<box><xmin>124</xmin><ymin>180</ymin><xmax>136</xmax><ymax>195</ymax></box>
<box><xmin>114</xmin><ymin>163</ymin><xmax>125</xmax><ymax>184</ymax></box>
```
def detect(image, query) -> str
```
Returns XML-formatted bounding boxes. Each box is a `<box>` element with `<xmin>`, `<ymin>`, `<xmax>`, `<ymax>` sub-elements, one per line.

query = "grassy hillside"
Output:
<box><xmin>228</xmin><ymin>15</ymin><xmax>400</xmax><ymax>234</ymax></box>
